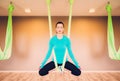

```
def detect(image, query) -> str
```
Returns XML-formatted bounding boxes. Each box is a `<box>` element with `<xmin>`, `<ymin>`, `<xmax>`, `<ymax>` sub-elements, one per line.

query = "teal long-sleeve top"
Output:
<box><xmin>40</xmin><ymin>35</ymin><xmax>80</xmax><ymax>68</ymax></box>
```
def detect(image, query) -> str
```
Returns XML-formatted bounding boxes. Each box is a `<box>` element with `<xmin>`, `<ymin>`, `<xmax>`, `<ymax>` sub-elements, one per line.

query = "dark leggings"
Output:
<box><xmin>39</xmin><ymin>61</ymin><xmax>81</xmax><ymax>76</ymax></box>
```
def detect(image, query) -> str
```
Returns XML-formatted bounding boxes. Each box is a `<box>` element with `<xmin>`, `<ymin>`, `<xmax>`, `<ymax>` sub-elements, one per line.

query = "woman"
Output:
<box><xmin>39</xmin><ymin>21</ymin><xmax>81</xmax><ymax>76</ymax></box>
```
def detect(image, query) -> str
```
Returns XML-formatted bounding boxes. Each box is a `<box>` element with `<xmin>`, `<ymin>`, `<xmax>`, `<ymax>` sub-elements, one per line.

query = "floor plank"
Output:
<box><xmin>0</xmin><ymin>71</ymin><xmax>120</xmax><ymax>81</ymax></box>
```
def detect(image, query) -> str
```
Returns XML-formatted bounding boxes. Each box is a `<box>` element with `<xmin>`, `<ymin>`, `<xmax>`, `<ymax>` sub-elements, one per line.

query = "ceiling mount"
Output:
<box><xmin>10</xmin><ymin>1</ymin><xmax>13</xmax><ymax>4</ymax></box>
<box><xmin>107</xmin><ymin>1</ymin><xmax>110</xmax><ymax>4</ymax></box>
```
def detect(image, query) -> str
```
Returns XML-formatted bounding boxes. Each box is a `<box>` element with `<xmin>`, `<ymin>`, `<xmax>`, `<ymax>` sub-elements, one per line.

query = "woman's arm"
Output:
<box><xmin>40</xmin><ymin>39</ymin><xmax>54</xmax><ymax>68</ymax></box>
<box><xmin>66</xmin><ymin>38</ymin><xmax>80</xmax><ymax>68</ymax></box>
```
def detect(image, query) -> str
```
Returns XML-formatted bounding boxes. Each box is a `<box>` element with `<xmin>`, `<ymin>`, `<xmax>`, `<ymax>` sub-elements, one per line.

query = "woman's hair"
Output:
<box><xmin>55</xmin><ymin>21</ymin><xmax>64</xmax><ymax>28</ymax></box>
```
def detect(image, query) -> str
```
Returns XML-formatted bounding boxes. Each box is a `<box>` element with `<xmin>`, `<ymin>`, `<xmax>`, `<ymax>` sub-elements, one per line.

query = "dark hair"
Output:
<box><xmin>55</xmin><ymin>21</ymin><xmax>64</xmax><ymax>28</ymax></box>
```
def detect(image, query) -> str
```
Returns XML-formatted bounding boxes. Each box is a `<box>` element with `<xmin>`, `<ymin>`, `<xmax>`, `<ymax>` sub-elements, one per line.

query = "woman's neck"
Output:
<box><xmin>56</xmin><ymin>34</ymin><xmax>63</xmax><ymax>39</ymax></box>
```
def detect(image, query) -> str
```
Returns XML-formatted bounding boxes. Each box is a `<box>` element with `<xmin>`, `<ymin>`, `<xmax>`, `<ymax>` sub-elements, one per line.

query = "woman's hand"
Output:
<box><xmin>76</xmin><ymin>65</ymin><xmax>81</xmax><ymax>70</ymax></box>
<box><xmin>77</xmin><ymin>65</ymin><xmax>80</xmax><ymax>69</ymax></box>
<box><xmin>39</xmin><ymin>65</ymin><xmax>43</xmax><ymax>70</ymax></box>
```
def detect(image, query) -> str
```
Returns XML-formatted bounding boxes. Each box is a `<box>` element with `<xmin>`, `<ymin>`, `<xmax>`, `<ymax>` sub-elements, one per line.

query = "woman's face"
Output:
<box><xmin>56</xmin><ymin>23</ymin><xmax>64</xmax><ymax>34</ymax></box>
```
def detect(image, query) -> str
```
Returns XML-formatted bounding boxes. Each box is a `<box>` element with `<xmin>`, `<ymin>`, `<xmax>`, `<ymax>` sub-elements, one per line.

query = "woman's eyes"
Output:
<box><xmin>58</xmin><ymin>27</ymin><xmax>63</xmax><ymax>29</ymax></box>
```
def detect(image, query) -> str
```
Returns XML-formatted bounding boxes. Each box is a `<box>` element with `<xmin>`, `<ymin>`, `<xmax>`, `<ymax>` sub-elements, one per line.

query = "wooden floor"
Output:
<box><xmin>0</xmin><ymin>71</ymin><xmax>120</xmax><ymax>81</ymax></box>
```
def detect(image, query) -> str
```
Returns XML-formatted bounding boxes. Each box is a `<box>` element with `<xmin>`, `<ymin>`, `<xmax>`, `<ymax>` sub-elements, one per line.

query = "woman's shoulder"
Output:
<box><xmin>50</xmin><ymin>35</ymin><xmax>70</xmax><ymax>41</ymax></box>
<box><xmin>50</xmin><ymin>35</ymin><xmax>57</xmax><ymax>41</ymax></box>
<box><xmin>63</xmin><ymin>35</ymin><xmax>70</xmax><ymax>41</ymax></box>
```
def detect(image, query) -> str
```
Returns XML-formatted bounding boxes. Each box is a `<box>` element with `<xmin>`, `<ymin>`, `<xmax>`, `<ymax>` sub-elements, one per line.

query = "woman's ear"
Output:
<box><xmin>62</xmin><ymin>28</ymin><xmax>64</xmax><ymax>33</ymax></box>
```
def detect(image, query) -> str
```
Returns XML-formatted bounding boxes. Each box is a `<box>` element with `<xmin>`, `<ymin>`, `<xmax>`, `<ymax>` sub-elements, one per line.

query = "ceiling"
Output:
<box><xmin>0</xmin><ymin>0</ymin><xmax>120</xmax><ymax>16</ymax></box>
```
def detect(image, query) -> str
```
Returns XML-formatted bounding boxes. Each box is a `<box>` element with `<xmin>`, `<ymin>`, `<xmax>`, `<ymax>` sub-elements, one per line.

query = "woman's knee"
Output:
<box><xmin>71</xmin><ymin>69</ymin><xmax>81</xmax><ymax>76</ymax></box>
<box><xmin>39</xmin><ymin>69</ymin><xmax>48</xmax><ymax>76</ymax></box>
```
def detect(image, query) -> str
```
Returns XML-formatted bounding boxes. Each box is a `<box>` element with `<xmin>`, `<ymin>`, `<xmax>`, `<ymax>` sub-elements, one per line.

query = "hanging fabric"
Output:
<box><xmin>61</xmin><ymin>0</ymin><xmax>74</xmax><ymax>71</ymax></box>
<box><xmin>106</xmin><ymin>2</ymin><xmax>120</xmax><ymax>60</ymax></box>
<box><xmin>46</xmin><ymin>0</ymin><xmax>74</xmax><ymax>71</ymax></box>
<box><xmin>0</xmin><ymin>2</ymin><xmax>14</xmax><ymax>60</ymax></box>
